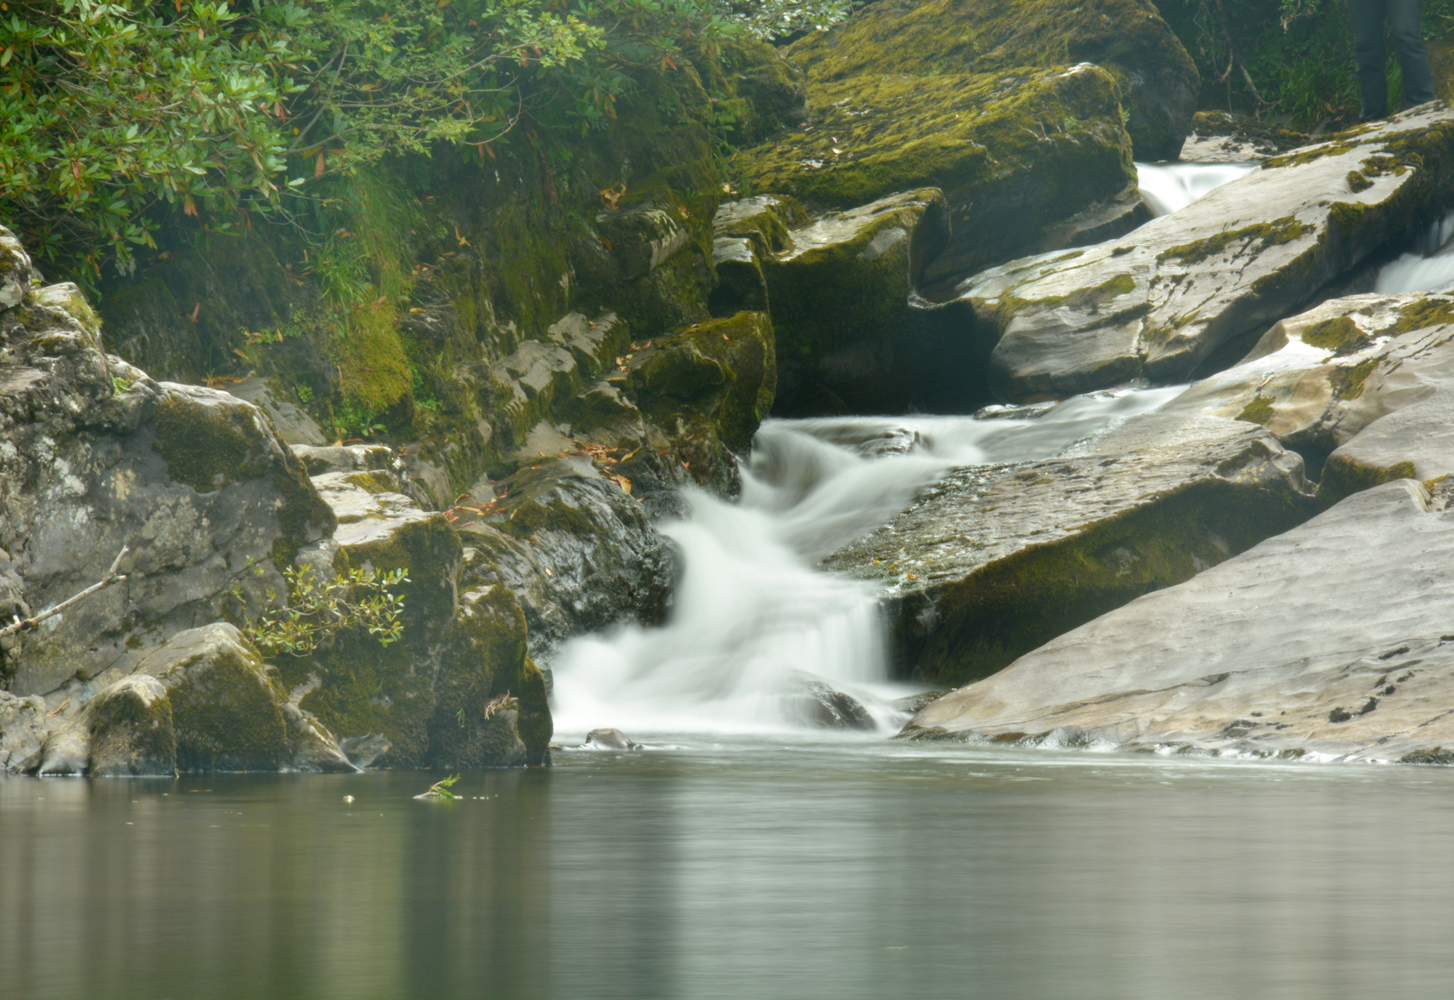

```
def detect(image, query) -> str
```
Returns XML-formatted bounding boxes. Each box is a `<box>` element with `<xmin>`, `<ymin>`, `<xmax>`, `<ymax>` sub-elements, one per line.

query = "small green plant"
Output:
<box><xmin>296</xmin><ymin>383</ymin><xmax>314</xmax><ymax>404</ymax></box>
<box><xmin>417</xmin><ymin>774</ymin><xmax>461</xmax><ymax>800</ymax></box>
<box><xmin>111</xmin><ymin>375</ymin><xmax>132</xmax><ymax>396</ymax></box>
<box><xmin>232</xmin><ymin>559</ymin><xmax>408</xmax><ymax>657</ymax></box>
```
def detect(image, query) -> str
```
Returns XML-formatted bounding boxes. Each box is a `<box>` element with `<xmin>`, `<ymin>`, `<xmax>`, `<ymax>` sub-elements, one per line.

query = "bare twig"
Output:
<box><xmin>0</xmin><ymin>545</ymin><xmax>129</xmax><ymax>640</ymax></box>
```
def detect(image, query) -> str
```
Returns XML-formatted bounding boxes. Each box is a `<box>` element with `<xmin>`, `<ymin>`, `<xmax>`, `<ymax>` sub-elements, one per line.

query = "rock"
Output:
<box><xmin>1165</xmin><ymin>292</ymin><xmax>1454</xmax><ymax>503</ymax></box>
<box><xmin>903</xmin><ymin>479</ymin><xmax>1454</xmax><ymax>763</ymax></box>
<box><xmin>785</xmin><ymin>0</ymin><xmax>1199</xmax><ymax>161</ymax></box>
<box><xmin>783</xmin><ymin>672</ymin><xmax>876</xmax><ymax>730</ymax></box>
<box><xmin>86</xmin><ymin>674</ymin><xmax>178</xmax><ymax>776</ymax></box>
<box><xmin>339</xmin><ymin>733</ymin><xmax>391</xmax><ymax>769</ymax></box>
<box><xmin>0</xmin><ymin>227</ymin><xmax>32</xmax><ymax>310</ymax></box>
<box><xmin>689</xmin><ymin>35</ymin><xmax>807</xmax><ymax>145</ymax></box>
<box><xmin>583</xmin><ymin>727</ymin><xmax>639</xmax><ymax>749</ymax></box>
<box><xmin>824</xmin><ymin>412</ymin><xmax>1316</xmax><ymax>686</ymax></box>
<box><xmin>0</xmin><ymin>254</ymin><xmax>336</xmax><ymax>695</ymax></box>
<box><xmin>954</xmin><ymin>104</ymin><xmax>1454</xmax><ymax>401</ymax></box>
<box><xmin>0</xmin><ymin>691</ymin><xmax>48</xmax><ymax>770</ymax></box>
<box><xmin>1178</xmin><ymin>109</ymin><xmax>1309</xmax><ymax>163</ymax></box>
<box><xmin>136</xmin><ymin>623</ymin><xmax>354</xmax><ymax>772</ymax></box>
<box><xmin>457</xmin><ymin>456</ymin><xmax>674</xmax><ymax>660</ymax></box>
<box><xmin>731</xmin><ymin>189</ymin><xmax>976</xmax><ymax>414</ymax></box>
<box><xmin>222</xmin><ymin>377</ymin><xmax>327</xmax><ymax>446</ymax></box>
<box><xmin>743</xmin><ymin>59</ymin><xmax>1139</xmax><ymax>290</ymax></box>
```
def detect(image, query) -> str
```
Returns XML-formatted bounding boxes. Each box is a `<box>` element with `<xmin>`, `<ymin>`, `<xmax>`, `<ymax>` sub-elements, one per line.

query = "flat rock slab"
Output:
<box><xmin>1164</xmin><ymin>292</ymin><xmax>1454</xmax><ymax>503</ymax></box>
<box><xmin>906</xmin><ymin>479</ymin><xmax>1454</xmax><ymax>763</ymax></box>
<box><xmin>824</xmin><ymin>412</ymin><xmax>1315</xmax><ymax>686</ymax></box>
<box><xmin>954</xmin><ymin>103</ymin><xmax>1454</xmax><ymax>400</ymax></box>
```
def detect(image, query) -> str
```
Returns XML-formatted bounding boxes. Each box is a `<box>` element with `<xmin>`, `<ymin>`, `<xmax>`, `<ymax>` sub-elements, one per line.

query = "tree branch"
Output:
<box><xmin>0</xmin><ymin>545</ymin><xmax>129</xmax><ymax>639</ymax></box>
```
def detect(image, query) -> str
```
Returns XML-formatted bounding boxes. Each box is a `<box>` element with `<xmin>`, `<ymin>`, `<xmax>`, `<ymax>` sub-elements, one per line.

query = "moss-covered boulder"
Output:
<box><xmin>741</xmin><ymin>59</ymin><xmax>1138</xmax><ymax>290</ymax></box>
<box><xmin>1179</xmin><ymin>109</ymin><xmax>1311</xmax><ymax>163</ymax></box>
<box><xmin>787</xmin><ymin>0</ymin><xmax>1197</xmax><ymax>160</ymax></box>
<box><xmin>954</xmin><ymin>104</ymin><xmax>1454</xmax><ymax>401</ymax></box>
<box><xmin>1166</xmin><ymin>291</ymin><xmax>1454</xmax><ymax>504</ymax></box>
<box><xmin>134</xmin><ymin>623</ymin><xmax>353</xmax><ymax>772</ymax></box>
<box><xmin>85</xmin><ymin>674</ymin><xmax>178</xmax><ymax>776</ymax></box>
<box><xmin>904</xmin><ymin>479</ymin><xmax>1454</xmax><ymax>762</ymax></box>
<box><xmin>689</xmin><ymin>35</ymin><xmax>807</xmax><ymax>146</ymax></box>
<box><xmin>824</xmin><ymin>412</ymin><xmax>1316</xmax><ymax>686</ymax></box>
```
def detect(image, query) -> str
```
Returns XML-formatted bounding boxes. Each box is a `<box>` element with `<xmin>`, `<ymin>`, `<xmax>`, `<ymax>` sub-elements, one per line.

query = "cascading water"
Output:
<box><xmin>549</xmin><ymin>385</ymin><xmax>1188</xmax><ymax>738</ymax></box>
<box><xmin>1376</xmin><ymin>207</ymin><xmax>1454</xmax><ymax>293</ymax></box>
<box><xmin>1135</xmin><ymin>161</ymin><xmax>1259</xmax><ymax>216</ymax></box>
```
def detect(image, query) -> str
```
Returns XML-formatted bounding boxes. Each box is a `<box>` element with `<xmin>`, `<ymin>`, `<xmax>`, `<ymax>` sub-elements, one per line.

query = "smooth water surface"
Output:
<box><xmin>6</xmin><ymin>739</ymin><xmax>1454</xmax><ymax>1000</ymax></box>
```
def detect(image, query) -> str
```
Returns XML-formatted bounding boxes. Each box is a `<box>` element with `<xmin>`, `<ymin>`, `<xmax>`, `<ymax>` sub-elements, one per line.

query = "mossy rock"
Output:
<box><xmin>426</xmin><ymin>584</ymin><xmax>548</xmax><ymax>767</ymax></box>
<box><xmin>787</xmin><ymin>0</ymin><xmax>1197</xmax><ymax>160</ymax></box>
<box><xmin>137</xmin><ymin>624</ymin><xmax>293</xmax><ymax>772</ymax></box>
<box><xmin>0</xmin><ymin>225</ymin><xmax>34</xmax><ymax>310</ymax></box>
<box><xmin>741</xmin><ymin>62</ymin><xmax>1136</xmax><ymax>287</ymax></box>
<box><xmin>87</xmin><ymin>674</ymin><xmax>178</xmax><ymax>777</ymax></box>
<box><xmin>628</xmin><ymin>310</ymin><xmax>777</xmax><ymax>454</ymax></box>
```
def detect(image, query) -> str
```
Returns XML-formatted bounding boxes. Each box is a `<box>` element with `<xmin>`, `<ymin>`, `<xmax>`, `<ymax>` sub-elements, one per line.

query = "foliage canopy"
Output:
<box><xmin>0</xmin><ymin>0</ymin><xmax>846</xmax><ymax>282</ymax></box>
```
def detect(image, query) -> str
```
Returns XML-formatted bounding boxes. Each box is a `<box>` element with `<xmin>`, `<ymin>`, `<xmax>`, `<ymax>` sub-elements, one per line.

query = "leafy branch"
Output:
<box><xmin>231</xmin><ymin>558</ymin><xmax>408</xmax><ymax>657</ymax></box>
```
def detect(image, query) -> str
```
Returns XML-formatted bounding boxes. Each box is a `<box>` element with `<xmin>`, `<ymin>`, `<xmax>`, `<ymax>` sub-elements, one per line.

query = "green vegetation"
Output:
<box><xmin>0</xmin><ymin>0</ymin><xmax>846</xmax><ymax>287</ymax></box>
<box><xmin>1156</xmin><ymin>0</ymin><xmax>1454</xmax><ymax>128</ymax></box>
<box><xmin>232</xmin><ymin>560</ymin><xmax>409</xmax><ymax>656</ymax></box>
<box><xmin>417</xmin><ymin>773</ymin><xmax>461</xmax><ymax>798</ymax></box>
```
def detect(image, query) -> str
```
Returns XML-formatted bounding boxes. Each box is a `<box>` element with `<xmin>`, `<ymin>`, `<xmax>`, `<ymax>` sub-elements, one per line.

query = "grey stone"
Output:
<box><xmin>222</xmin><ymin>377</ymin><xmax>327</xmax><ymax>446</ymax></box>
<box><xmin>825</xmin><ymin>412</ymin><xmax>1317</xmax><ymax>687</ymax></box>
<box><xmin>955</xmin><ymin>103</ymin><xmax>1454</xmax><ymax>400</ymax></box>
<box><xmin>87</xmin><ymin>674</ymin><xmax>177</xmax><ymax>777</ymax></box>
<box><xmin>583</xmin><ymin>727</ymin><xmax>639</xmax><ymax>749</ymax></box>
<box><xmin>904</xmin><ymin>479</ymin><xmax>1454</xmax><ymax>763</ymax></box>
<box><xmin>1164</xmin><ymin>292</ymin><xmax>1454</xmax><ymax>502</ymax></box>
<box><xmin>0</xmin><ymin>227</ymin><xmax>32</xmax><ymax>310</ymax></box>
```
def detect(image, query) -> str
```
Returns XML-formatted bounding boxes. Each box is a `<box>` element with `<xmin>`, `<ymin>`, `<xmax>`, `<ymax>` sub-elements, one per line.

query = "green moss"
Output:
<box><xmin>905</xmin><ymin>477</ymin><xmax>1314</xmax><ymax>686</ymax></box>
<box><xmin>1327</xmin><ymin>201</ymin><xmax>1368</xmax><ymax>241</ymax></box>
<box><xmin>1236</xmin><ymin>396</ymin><xmax>1275</xmax><ymax>425</ymax></box>
<box><xmin>1301</xmin><ymin>316</ymin><xmax>1371</xmax><ymax>354</ymax></box>
<box><xmin>1346</xmin><ymin>171</ymin><xmax>1373</xmax><ymax>193</ymax></box>
<box><xmin>1398</xmin><ymin>746</ymin><xmax>1454</xmax><ymax>764</ymax></box>
<box><xmin>1157</xmin><ymin>217</ymin><xmax>1314</xmax><ymax>266</ymax></box>
<box><xmin>1393</xmin><ymin>297</ymin><xmax>1454</xmax><ymax>334</ymax></box>
<box><xmin>1318</xmin><ymin>455</ymin><xmax>1418</xmax><ymax>506</ymax></box>
<box><xmin>1329</xmin><ymin>356</ymin><xmax>1381</xmax><ymax>401</ymax></box>
<box><xmin>1263</xmin><ymin>141</ymin><xmax>1358</xmax><ymax>169</ymax></box>
<box><xmin>151</xmin><ymin>392</ymin><xmax>266</xmax><ymax>493</ymax></box>
<box><xmin>162</xmin><ymin>638</ymin><xmax>292</xmax><ymax>772</ymax></box>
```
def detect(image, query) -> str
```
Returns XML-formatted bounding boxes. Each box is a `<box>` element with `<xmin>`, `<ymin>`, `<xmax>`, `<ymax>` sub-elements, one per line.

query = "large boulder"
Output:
<box><xmin>952</xmin><ymin>104</ymin><xmax>1454</xmax><ymax>401</ymax></box>
<box><xmin>0</xmin><ymin>231</ymin><xmax>335</xmax><ymax>696</ymax></box>
<box><xmin>1165</xmin><ymin>292</ymin><xmax>1454</xmax><ymax>503</ymax></box>
<box><xmin>824</xmin><ymin>412</ymin><xmax>1316</xmax><ymax>686</ymax></box>
<box><xmin>742</xmin><ymin>60</ymin><xmax>1139</xmax><ymax>291</ymax></box>
<box><xmin>904</xmin><ymin>479</ymin><xmax>1454</xmax><ymax>763</ymax></box>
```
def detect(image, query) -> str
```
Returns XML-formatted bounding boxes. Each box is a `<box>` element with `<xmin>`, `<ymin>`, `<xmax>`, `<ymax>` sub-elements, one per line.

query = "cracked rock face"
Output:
<box><xmin>954</xmin><ymin>103</ymin><xmax>1454</xmax><ymax>401</ymax></box>
<box><xmin>824</xmin><ymin>412</ymin><xmax>1316</xmax><ymax>686</ymax></box>
<box><xmin>905</xmin><ymin>479</ymin><xmax>1454</xmax><ymax>762</ymax></box>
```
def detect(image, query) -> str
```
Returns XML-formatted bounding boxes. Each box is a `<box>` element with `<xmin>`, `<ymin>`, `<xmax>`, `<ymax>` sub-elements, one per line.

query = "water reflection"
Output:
<box><xmin>5</xmin><ymin>742</ymin><xmax>1454</xmax><ymax>999</ymax></box>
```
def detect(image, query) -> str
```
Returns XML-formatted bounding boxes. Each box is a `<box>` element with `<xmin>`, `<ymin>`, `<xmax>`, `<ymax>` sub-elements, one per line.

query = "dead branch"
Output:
<box><xmin>0</xmin><ymin>545</ymin><xmax>129</xmax><ymax>639</ymax></box>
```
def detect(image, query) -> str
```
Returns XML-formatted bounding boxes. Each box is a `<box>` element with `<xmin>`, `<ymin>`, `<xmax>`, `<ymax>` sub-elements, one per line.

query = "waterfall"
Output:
<box><xmin>1136</xmin><ymin>162</ymin><xmax>1259</xmax><ymax>216</ymax></box>
<box><xmin>1375</xmin><ymin>208</ymin><xmax>1454</xmax><ymax>293</ymax></box>
<box><xmin>549</xmin><ymin>386</ymin><xmax>1189</xmax><ymax>737</ymax></box>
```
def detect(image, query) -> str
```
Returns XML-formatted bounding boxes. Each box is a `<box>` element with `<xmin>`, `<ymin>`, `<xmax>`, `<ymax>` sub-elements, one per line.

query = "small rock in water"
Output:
<box><xmin>343</xmin><ymin>795</ymin><xmax>355</xmax><ymax>803</ymax></box>
<box><xmin>583</xmin><ymin>728</ymin><xmax>639</xmax><ymax>750</ymax></box>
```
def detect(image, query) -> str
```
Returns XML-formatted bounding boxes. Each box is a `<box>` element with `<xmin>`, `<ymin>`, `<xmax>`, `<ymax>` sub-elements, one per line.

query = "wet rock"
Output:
<box><xmin>825</xmin><ymin>412</ymin><xmax>1317</xmax><ymax>686</ymax></box>
<box><xmin>222</xmin><ymin>377</ymin><xmax>327</xmax><ymax>446</ymax></box>
<box><xmin>784</xmin><ymin>672</ymin><xmax>875</xmax><ymax>731</ymax></box>
<box><xmin>457</xmin><ymin>456</ymin><xmax>674</xmax><ymax>660</ymax></box>
<box><xmin>339</xmin><ymin>733</ymin><xmax>391</xmax><ymax>769</ymax></box>
<box><xmin>583</xmin><ymin>727</ymin><xmax>639</xmax><ymax>749</ymax></box>
<box><xmin>955</xmin><ymin>104</ymin><xmax>1454</xmax><ymax>401</ymax></box>
<box><xmin>0</xmin><ymin>247</ymin><xmax>335</xmax><ymax>695</ymax></box>
<box><xmin>1164</xmin><ymin>292</ymin><xmax>1454</xmax><ymax>503</ymax></box>
<box><xmin>136</xmin><ymin>623</ymin><xmax>353</xmax><ymax>772</ymax></box>
<box><xmin>86</xmin><ymin>674</ymin><xmax>178</xmax><ymax>776</ymax></box>
<box><xmin>291</xmin><ymin>443</ymin><xmax>400</xmax><ymax>477</ymax></box>
<box><xmin>904</xmin><ymin>479</ymin><xmax>1454</xmax><ymax>763</ymax></box>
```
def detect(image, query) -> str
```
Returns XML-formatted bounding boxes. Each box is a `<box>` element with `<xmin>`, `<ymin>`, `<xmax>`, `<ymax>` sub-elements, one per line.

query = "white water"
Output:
<box><xmin>550</xmin><ymin>385</ymin><xmax>1188</xmax><ymax>737</ymax></box>
<box><xmin>1376</xmin><ymin>208</ymin><xmax>1454</xmax><ymax>293</ymax></box>
<box><xmin>1136</xmin><ymin>161</ymin><xmax>1259</xmax><ymax>216</ymax></box>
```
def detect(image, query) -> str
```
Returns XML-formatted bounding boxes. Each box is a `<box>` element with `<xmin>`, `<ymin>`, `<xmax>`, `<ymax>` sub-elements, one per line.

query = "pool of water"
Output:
<box><xmin>5</xmin><ymin>735</ymin><xmax>1454</xmax><ymax>999</ymax></box>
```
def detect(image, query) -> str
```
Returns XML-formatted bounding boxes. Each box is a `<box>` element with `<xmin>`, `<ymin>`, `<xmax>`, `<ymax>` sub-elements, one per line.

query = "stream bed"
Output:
<box><xmin>6</xmin><ymin>740</ymin><xmax>1454</xmax><ymax>999</ymax></box>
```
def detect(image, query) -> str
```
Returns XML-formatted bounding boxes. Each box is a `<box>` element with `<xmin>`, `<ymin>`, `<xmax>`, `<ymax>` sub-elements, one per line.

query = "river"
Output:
<box><xmin>5</xmin><ymin>743</ymin><xmax>1454</xmax><ymax>999</ymax></box>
